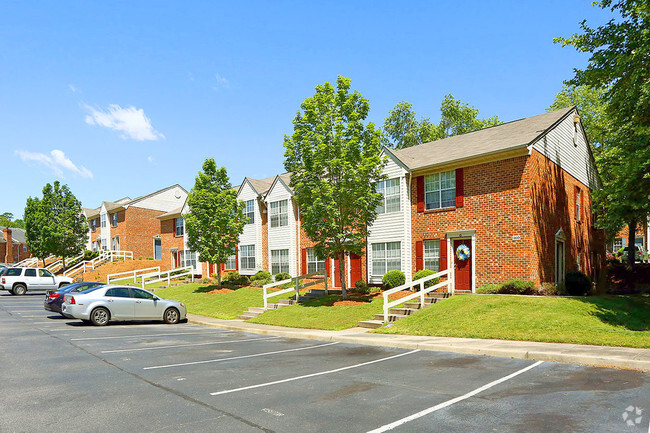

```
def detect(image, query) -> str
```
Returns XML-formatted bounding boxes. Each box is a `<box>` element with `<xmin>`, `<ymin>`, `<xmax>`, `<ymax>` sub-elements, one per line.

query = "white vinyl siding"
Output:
<box><xmin>238</xmin><ymin>181</ymin><xmax>263</xmax><ymax>274</ymax></box>
<box><xmin>424</xmin><ymin>239</ymin><xmax>440</xmax><ymax>271</ymax></box>
<box><xmin>376</xmin><ymin>178</ymin><xmax>400</xmax><ymax>214</ymax></box>
<box><xmin>266</xmin><ymin>178</ymin><xmax>297</xmax><ymax>277</ymax></box>
<box><xmin>372</xmin><ymin>242</ymin><xmax>401</xmax><ymax>277</ymax></box>
<box><xmin>307</xmin><ymin>248</ymin><xmax>325</xmax><ymax>273</ymax></box>
<box><xmin>270</xmin><ymin>200</ymin><xmax>288</xmax><ymax>228</ymax></box>
<box><xmin>425</xmin><ymin>170</ymin><xmax>456</xmax><ymax>210</ymax></box>
<box><xmin>271</xmin><ymin>249</ymin><xmax>290</xmax><ymax>275</ymax></box>
<box><xmin>240</xmin><ymin>245</ymin><xmax>255</xmax><ymax>270</ymax></box>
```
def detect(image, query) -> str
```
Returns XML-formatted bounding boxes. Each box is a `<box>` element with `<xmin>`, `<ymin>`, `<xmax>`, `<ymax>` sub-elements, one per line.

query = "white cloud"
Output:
<box><xmin>84</xmin><ymin>104</ymin><xmax>164</xmax><ymax>141</ymax></box>
<box><xmin>212</xmin><ymin>73</ymin><xmax>230</xmax><ymax>91</ymax></box>
<box><xmin>68</xmin><ymin>84</ymin><xmax>80</xmax><ymax>93</ymax></box>
<box><xmin>14</xmin><ymin>149</ymin><xmax>93</xmax><ymax>179</ymax></box>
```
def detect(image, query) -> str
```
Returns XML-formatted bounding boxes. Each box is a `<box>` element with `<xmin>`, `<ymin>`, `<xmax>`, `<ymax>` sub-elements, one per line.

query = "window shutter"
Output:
<box><xmin>235</xmin><ymin>248</ymin><xmax>239</xmax><ymax>271</ymax></box>
<box><xmin>415</xmin><ymin>241</ymin><xmax>424</xmax><ymax>271</ymax></box>
<box><xmin>455</xmin><ymin>168</ymin><xmax>464</xmax><ymax>208</ymax></box>
<box><xmin>172</xmin><ymin>218</ymin><xmax>176</xmax><ymax>237</ymax></box>
<box><xmin>439</xmin><ymin>238</ymin><xmax>447</xmax><ymax>271</ymax></box>
<box><xmin>324</xmin><ymin>257</ymin><xmax>331</xmax><ymax>277</ymax></box>
<box><xmin>416</xmin><ymin>176</ymin><xmax>425</xmax><ymax>212</ymax></box>
<box><xmin>301</xmin><ymin>248</ymin><xmax>307</xmax><ymax>274</ymax></box>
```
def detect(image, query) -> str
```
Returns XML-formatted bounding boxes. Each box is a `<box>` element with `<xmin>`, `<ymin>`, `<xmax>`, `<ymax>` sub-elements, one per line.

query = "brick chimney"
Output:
<box><xmin>3</xmin><ymin>228</ymin><xmax>12</xmax><ymax>264</ymax></box>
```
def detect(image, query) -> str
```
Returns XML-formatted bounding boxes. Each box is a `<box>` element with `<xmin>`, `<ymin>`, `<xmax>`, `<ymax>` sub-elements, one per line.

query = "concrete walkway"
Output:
<box><xmin>187</xmin><ymin>313</ymin><xmax>650</xmax><ymax>371</ymax></box>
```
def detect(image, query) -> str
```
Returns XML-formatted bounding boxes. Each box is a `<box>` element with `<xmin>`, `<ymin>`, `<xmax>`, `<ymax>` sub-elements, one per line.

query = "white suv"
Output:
<box><xmin>0</xmin><ymin>267</ymin><xmax>73</xmax><ymax>295</ymax></box>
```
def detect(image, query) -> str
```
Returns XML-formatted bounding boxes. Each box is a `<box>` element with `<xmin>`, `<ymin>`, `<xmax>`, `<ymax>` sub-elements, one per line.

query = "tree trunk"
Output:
<box><xmin>42</xmin><ymin>257</ymin><xmax>46</xmax><ymax>267</ymax></box>
<box><xmin>217</xmin><ymin>265</ymin><xmax>222</xmax><ymax>287</ymax></box>
<box><xmin>337</xmin><ymin>251</ymin><xmax>347</xmax><ymax>299</ymax></box>
<box><xmin>628</xmin><ymin>219</ymin><xmax>637</xmax><ymax>267</ymax></box>
<box><xmin>62</xmin><ymin>255</ymin><xmax>66</xmax><ymax>271</ymax></box>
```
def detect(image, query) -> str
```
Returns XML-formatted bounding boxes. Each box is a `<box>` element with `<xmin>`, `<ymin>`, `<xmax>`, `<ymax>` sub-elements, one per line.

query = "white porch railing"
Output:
<box><xmin>46</xmin><ymin>259</ymin><xmax>64</xmax><ymax>273</ymax></box>
<box><xmin>263</xmin><ymin>271</ymin><xmax>327</xmax><ymax>310</ymax></box>
<box><xmin>140</xmin><ymin>266</ymin><xmax>194</xmax><ymax>289</ymax></box>
<box><xmin>63</xmin><ymin>250</ymin><xmax>134</xmax><ymax>278</ymax></box>
<box><xmin>14</xmin><ymin>257</ymin><xmax>38</xmax><ymax>267</ymax></box>
<box><xmin>382</xmin><ymin>268</ymin><xmax>454</xmax><ymax>323</ymax></box>
<box><xmin>107</xmin><ymin>266</ymin><xmax>161</xmax><ymax>284</ymax></box>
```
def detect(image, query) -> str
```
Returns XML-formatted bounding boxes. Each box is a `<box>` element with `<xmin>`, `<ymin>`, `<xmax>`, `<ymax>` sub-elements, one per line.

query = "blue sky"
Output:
<box><xmin>1</xmin><ymin>0</ymin><xmax>611</xmax><ymax>219</ymax></box>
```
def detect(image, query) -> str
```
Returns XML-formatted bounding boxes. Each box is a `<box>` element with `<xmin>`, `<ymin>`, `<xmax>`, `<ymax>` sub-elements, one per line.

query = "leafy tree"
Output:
<box><xmin>24</xmin><ymin>197</ymin><xmax>49</xmax><ymax>265</ymax></box>
<box><xmin>284</xmin><ymin>75</ymin><xmax>386</xmax><ymax>298</ymax></box>
<box><xmin>0</xmin><ymin>212</ymin><xmax>26</xmax><ymax>229</ymax></box>
<box><xmin>185</xmin><ymin>159</ymin><xmax>246</xmax><ymax>287</ymax></box>
<box><xmin>41</xmin><ymin>182</ymin><xmax>88</xmax><ymax>268</ymax></box>
<box><xmin>383</xmin><ymin>94</ymin><xmax>500</xmax><ymax>149</ymax></box>
<box><xmin>555</xmin><ymin>0</ymin><xmax>650</xmax><ymax>265</ymax></box>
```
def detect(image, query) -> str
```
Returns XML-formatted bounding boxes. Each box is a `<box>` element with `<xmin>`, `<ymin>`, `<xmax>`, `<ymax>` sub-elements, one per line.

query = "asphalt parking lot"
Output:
<box><xmin>1</xmin><ymin>293</ymin><xmax>649</xmax><ymax>433</ymax></box>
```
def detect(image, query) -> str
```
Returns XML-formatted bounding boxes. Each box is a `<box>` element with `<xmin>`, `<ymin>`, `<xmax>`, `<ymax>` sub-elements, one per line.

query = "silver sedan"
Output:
<box><xmin>62</xmin><ymin>285</ymin><xmax>187</xmax><ymax>326</ymax></box>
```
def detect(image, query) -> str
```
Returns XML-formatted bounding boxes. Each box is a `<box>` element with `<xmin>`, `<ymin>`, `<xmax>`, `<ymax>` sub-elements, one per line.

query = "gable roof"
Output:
<box><xmin>85</xmin><ymin>184</ymin><xmax>187</xmax><ymax>219</ymax></box>
<box><xmin>0</xmin><ymin>227</ymin><xmax>26</xmax><ymax>244</ymax></box>
<box><xmin>242</xmin><ymin>175</ymin><xmax>277</xmax><ymax>196</ymax></box>
<box><xmin>263</xmin><ymin>173</ymin><xmax>293</xmax><ymax>199</ymax></box>
<box><xmin>390</xmin><ymin>107</ymin><xmax>575</xmax><ymax>172</ymax></box>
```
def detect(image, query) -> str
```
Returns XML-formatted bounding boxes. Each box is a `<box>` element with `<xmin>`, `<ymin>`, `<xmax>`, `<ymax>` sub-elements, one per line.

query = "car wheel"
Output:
<box><xmin>163</xmin><ymin>308</ymin><xmax>180</xmax><ymax>324</ymax></box>
<box><xmin>13</xmin><ymin>284</ymin><xmax>26</xmax><ymax>296</ymax></box>
<box><xmin>90</xmin><ymin>307</ymin><xmax>110</xmax><ymax>326</ymax></box>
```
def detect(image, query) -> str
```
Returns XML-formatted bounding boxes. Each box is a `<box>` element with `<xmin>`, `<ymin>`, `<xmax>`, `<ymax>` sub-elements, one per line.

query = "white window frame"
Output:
<box><xmin>271</xmin><ymin>249</ymin><xmax>290</xmax><ymax>275</ymax></box>
<box><xmin>245</xmin><ymin>200</ymin><xmax>255</xmax><ymax>224</ymax></box>
<box><xmin>100</xmin><ymin>214</ymin><xmax>107</xmax><ymax>228</ymax></box>
<box><xmin>101</xmin><ymin>238</ymin><xmax>107</xmax><ymax>250</ymax></box>
<box><xmin>613</xmin><ymin>238</ymin><xmax>623</xmax><ymax>252</ymax></box>
<box><xmin>175</xmin><ymin>217</ymin><xmax>184</xmax><ymax>237</ymax></box>
<box><xmin>425</xmin><ymin>170</ymin><xmax>456</xmax><ymax>210</ymax></box>
<box><xmin>307</xmin><ymin>248</ymin><xmax>325</xmax><ymax>274</ymax></box>
<box><xmin>90</xmin><ymin>219</ymin><xmax>97</xmax><ymax>232</ymax></box>
<box><xmin>371</xmin><ymin>242</ymin><xmax>401</xmax><ymax>277</ymax></box>
<box><xmin>423</xmin><ymin>239</ymin><xmax>440</xmax><ymax>271</ymax></box>
<box><xmin>376</xmin><ymin>178</ymin><xmax>400</xmax><ymax>214</ymax></box>
<box><xmin>225</xmin><ymin>251</ymin><xmax>237</xmax><ymax>270</ymax></box>
<box><xmin>575</xmin><ymin>188</ymin><xmax>582</xmax><ymax>222</ymax></box>
<box><xmin>270</xmin><ymin>200</ymin><xmax>288</xmax><ymax>228</ymax></box>
<box><xmin>239</xmin><ymin>245</ymin><xmax>255</xmax><ymax>270</ymax></box>
<box><xmin>110</xmin><ymin>212</ymin><xmax>118</xmax><ymax>227</ymax></box>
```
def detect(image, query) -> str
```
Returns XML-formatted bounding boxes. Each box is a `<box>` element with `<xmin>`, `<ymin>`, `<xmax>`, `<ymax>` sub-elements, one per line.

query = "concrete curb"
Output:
<box><xmin>187</xmin><ymin>314</ymin><xmax>650</xmax><ymax>371</ymax></box>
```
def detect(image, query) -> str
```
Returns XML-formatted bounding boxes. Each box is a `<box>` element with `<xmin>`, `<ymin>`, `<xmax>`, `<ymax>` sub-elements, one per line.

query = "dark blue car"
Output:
<box><xmin>44</xmin><ymin>282</ymin><xmax>105</xmax><ymax>316</ymax></box>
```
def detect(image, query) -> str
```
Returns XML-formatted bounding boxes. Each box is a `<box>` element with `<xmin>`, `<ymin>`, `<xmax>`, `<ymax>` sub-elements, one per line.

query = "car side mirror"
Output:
<box><xmin>153</xmin><ymin>296</ymin><xmax>160</xmax><ymax>301</ymax></box>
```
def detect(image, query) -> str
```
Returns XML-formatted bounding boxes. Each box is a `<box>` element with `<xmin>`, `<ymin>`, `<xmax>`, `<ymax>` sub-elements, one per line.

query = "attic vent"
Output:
<box><xmin>573</xmin><ymin>115</ymin><xmax>580</xmax><ymax>146</ymax></box>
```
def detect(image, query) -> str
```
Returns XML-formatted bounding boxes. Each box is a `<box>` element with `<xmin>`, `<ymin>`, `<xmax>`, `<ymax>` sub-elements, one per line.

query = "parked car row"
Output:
<box><xmin>0</xmin><ymin>267</ymin><xmax>72</xmax><ymax>295</ymax></box>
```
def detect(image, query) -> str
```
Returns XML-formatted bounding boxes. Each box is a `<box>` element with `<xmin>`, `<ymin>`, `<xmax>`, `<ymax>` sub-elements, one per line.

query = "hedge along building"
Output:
<box><xmin>83</xmin><ymin>185</ymin><xmax>188</xmax><ymax>267</ymax></box>
<box><xmin>370</xmin><ymin>106</ymin><xmax>602</xmax><ymax>292</ymax></box>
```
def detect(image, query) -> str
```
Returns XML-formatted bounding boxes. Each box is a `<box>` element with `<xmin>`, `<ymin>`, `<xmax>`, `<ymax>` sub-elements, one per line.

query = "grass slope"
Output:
<box><xmin>374</xmin><ymin>294</ymin><xmax>650</xmax><ymax>348</ymax></box>
<box><xmin>248</xmin><ymin>295</ymin><xmax>383</xmax><ymax>331</ymax></box>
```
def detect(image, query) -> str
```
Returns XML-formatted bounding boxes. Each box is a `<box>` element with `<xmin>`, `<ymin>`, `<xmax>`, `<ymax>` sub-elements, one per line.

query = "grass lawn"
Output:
<box><xmin>374</xmin><ymin>294</ymin><xmax>650</xmax><ymax>349</ymax></box>
<box><xmin>154</xmin><ymin>284</ymin><xmax>266</xmax><ymax>319</ymax></box>
<box><xmin>248</xmin><ymin>295</ymin><xmax>384</xmax><ymax>331</ymax></box>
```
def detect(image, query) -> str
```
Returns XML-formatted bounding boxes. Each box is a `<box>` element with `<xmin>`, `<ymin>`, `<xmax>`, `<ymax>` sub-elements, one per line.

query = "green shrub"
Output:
<box><xmin>565</xmin><ymin>271</ymin><xmax>592</xmax><ymax>296</ymax></box>
<box><xmin>83</xmin><ymin>250</ymin><xmax>100</xmax><ymax>261</ymax></box>
<box><xmin>223</xmin><ymin>271</ymin><xmax>250</xmax><ymax>286</ymax></box>
<box><xmin>477</xmin><ymin>283</ymin><xmax>500</xmax><ymax>294</ymax></box>
<box><xmin>146</xmin><ymin>257</ymin><xmax>153</xmax><ymax>260</ymax></box>
<box><xmin>498</xmin><ymin>279</ymin><xmax>536</xmax><ymax>295</ymax></box>
<box><xmin>369</xmin><ymin>286</ymin><xmax>381</xmax><ymax>294</ymax></box>
<box><xmin>413</xmin><ymin>269</ymin><xmax>440</xmax><ymax>288</ymax></box>
<box><xmin>537</xmin><ymin>282</ymin><xmax>559</xmax><ymax>296</ymax></box>
<box><xmin>252</xmin><ymin>270</ymin><xmax>272</xmax><ymax>281</ymax></box>
<box><xmin>275</xmin><ymin>272</ymin><xmax>292</xmax><ymax>282</ymax></box>
<box><xmin>354</xmin><ymin>279</ymin><xmax>369</xmax><ymax>294</ymax></box>
<box><xmin>382</xmin><ymin>270</ymin><xmax>406</xmax><ymax>289</ymax></box>
<box><xmin>250</xmin><ymin>277</ymin><xmax>274</xmax><ymax>287</ymax></box>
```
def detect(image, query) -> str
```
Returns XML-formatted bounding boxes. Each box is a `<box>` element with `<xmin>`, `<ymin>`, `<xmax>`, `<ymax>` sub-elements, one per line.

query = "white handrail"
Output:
<box><xmin>140</xmin><ymin>266</ymin><xmax>194</xmax><ymax>288</ymax></box>
<box><xmin>262</xmin><ymin>271</ymin><xmax>327</xmax><ymax>310</ymax></box>
<box><xmin>382</xmin><ymin>267</ymin><xmax>454</xmax><ymax>323</ymax></box>
<box><xmin>107</xmin><ymin>266</ymin><xmax>160</xmax><ymax>284</ymax></box>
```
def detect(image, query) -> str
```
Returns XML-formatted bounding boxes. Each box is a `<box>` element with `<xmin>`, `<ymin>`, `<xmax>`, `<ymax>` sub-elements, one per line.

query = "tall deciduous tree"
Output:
<box><xmin>24</xmin><ymin>197</ymin><xmax>49</xmax><ymax>265</ymax></box>
<box><xmin>555</xmin><ymin>0</ymin><xmax>650</xmax><ymax>265</ymax></box>
<box><xmin>383</xmin><ymin>94</ymin><xmax>500</xmax><ymax>149</ymax></box>
<box><xmin>185</xmin><ymin>159</ymin><xmax>246</xmax><ymax>287</ymax></box>
<box><xmin>284</xmin><ymin>75</ymin><xmax>386</xmax><ymax>298</ymax></box>
<box><xmin>0</xmin><ymin>212</ymin><xmax>26</xmax><ymax>229</ymax></box>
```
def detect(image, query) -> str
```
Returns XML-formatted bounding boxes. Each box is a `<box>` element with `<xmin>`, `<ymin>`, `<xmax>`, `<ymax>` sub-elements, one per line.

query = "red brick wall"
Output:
<box><xmin>160</xmin><ymin>218</ymin><xmax>185</xmax><ymax>270</ymax></box>
<box><xmin>117</xmin><ymin>207</ymin><xmax>166</xmax><ymax>259</ymax></box>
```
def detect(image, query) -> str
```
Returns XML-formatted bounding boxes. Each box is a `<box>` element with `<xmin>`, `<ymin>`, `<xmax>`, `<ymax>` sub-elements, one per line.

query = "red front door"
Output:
<box><xmin>453</xmin><ymin>239</ymin><xmax>472</xmax><ymax>292</ymax></box>
<box><xmin>350</xmin><ymin>253</ymin><xmax>362</xmax><ymax>285</ymax></box>
<box><xmin>334</xmin><ymin>258</ymin><xmax>342</xmax><ymax>288</ymax></box>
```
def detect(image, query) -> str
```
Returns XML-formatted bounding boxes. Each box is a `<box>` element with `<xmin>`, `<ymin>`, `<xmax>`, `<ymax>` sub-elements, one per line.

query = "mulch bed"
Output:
<box><xmin>206</xmin><ymin>288</ymin><xmax>235</xmax><ymax>294</ymax></box>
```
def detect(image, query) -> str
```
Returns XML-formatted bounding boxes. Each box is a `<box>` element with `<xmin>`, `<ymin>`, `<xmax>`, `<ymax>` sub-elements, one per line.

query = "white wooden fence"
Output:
<box><xmin>262</xmin><ymin>271</ymin><xmax>327</xmax><ymax>310</ymax></box>
<box><xmin>140</xmin><ymin>266</ymin><xmax>194</xmax><ymax>289</ymax></box>
<box><xmin>106</xmin><ymin>266</ymin><xmax>161</xmax><ymax>284</ymax></box>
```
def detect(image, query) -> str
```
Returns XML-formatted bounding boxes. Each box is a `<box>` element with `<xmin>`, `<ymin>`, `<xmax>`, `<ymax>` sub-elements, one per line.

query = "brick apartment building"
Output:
<box><xmin>609</xmin><ymin>219</ymin><xmax>649</xmax><ymax>255</ymax></box>
<box><xmin>84</xmin><ymin>185</ymin><xmax>190</xmax><ymax>270</ymax></box>
<box><xmin>1</xmin><ymin>227</ymin><xmax>31</xmax><ymax>264</ymax></box>
<box><xmin>202</xmin><ymin>106</ymin><xmax>603</xmax><ymax>291</ymax></box>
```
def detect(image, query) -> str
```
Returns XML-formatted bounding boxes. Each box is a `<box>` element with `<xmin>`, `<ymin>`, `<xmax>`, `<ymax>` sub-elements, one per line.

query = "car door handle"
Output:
<box><xmin>135</xmin><ymin>300</ymin><xmax>141</xmax><ymax>303</ymax></box>
<box><xmin>107</xmin><ymin>299</ymin><xmax>113</xmax><ymax>302</ymax></box>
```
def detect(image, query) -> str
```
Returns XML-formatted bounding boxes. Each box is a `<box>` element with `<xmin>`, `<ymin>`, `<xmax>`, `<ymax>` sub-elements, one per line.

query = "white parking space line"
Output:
<box><xmin>145</xmin><ymin>342</ymin><xmax>340</xmax><ymax>370</ymax></box>
<box><xmin>209</xmin><ymin>349</ymin><xmax>420</xmax><ymax>396</ymax></box>
<box><xmin>71</xmin><ymin>331</ymin><xmax>230</xmax><ymax>341</ymax></box>
<box><xmin>101</xmin><ymin>336</ymin><xmax>282</xmax><ymax>353</ymax></box>
<box><xmin>365</xmin><ymin>360</ymin><xmax>545</xmax><ymax>433</ymax></box>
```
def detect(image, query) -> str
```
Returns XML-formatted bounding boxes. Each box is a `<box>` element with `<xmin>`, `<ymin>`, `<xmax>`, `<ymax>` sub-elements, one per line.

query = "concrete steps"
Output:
<box><xmin>357</xmin><ymin>292</ymin><xmax>452</xmax><ymax>329</ymax></box>
<box><xmin>238</xmin><ymin>287</ymin><xmax>341</xmax><ymax>320</ymax></box>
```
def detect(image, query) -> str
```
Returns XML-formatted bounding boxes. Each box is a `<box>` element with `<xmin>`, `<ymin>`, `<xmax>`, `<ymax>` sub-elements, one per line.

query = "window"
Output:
<box><xmin>575</xmin><ymin>188</ymin><xmax>582</xmax><ymax>222</ymax></box>
<box><xmin>175</xmin><ymin>217</ymin><xmax>184</xmax><ymax>237</ymax></box>
<box><xmin>271</xmin><ymin>249</ymin><xmax>290</xmax><ymax>275</ymax></box>
<box><xmin>270</xmin><ymin>200</ymin><xmax>288</xmax><ymax>228</ymax></box>
<box><xmin>613</xmin><ymin>238</ymin><xmax>623</xmax><ymax>252</ymax></box>
<box><xmin>226</xmin><ymin>251</ymin><xmax>237</xmax><ymax>270</ymax></box>
<box><xmin>376</xmin><ymin>178</ymin><xmax>400</xmax><ymax>214</ymax></box>
<box><xmin>90</xmin><ymin>219</ymin><xmax>97</xmax><ymax>232</ymax></box>
<box><xmin>132</xmin><ymin>288</ymin><xmax>155</xmax><ymax>300</ymax></box>
<box><xmin>22</xmin><ymin>244</ymin><xmax>27</xmax><ymax>252</ymax></box>
<box><xmin>25</xmin><ymin>269</ymin><xmax>36</xmax><ymax>277</ymax></box>
<box><xmin>101</xmin><ymin>238</ymin><xmax>107</xmax><ymax>250</ymax></box>
<box><xmin>245</xmin><ymin>200</ymin><xmax>255</xmax><ymax>224</ymax></box>
<box><xmin>307</xmin><ymin>248</ymin><xmax>325</xmax><ymax>273</ymax></box>
<box><xmin>425</xmin><ymin>170</ymin><xmax>456</xmax><ymax>210</ymax></box>
<box><xmin>240</xmin><ymin>245</ymin><xmax>256</xmax><ymax>269</ymax></box>
<box><xmin>5</xmin><ymin>268</ymin><xmax>21</xmax><ymax>277</ymax></box>
<box><xmin>424</xmin><ymin>240</ymin><xmax>441</xmax><ymax>271</ymax></box>
<box><xmin>105</xmin><ymin>287</ymin><xmax>131</xmax><ymax>298</ymax></box>
<box><xmin>110</xmin><ymin>212</ymin><xmax>118</xmax><ymax>227</ymax></box>
<box><xmin>100</xmin><ymin>214</ymin><xmax>107</xmax><ymax>228</ymax></box>
<box><xmin>39</xmin><ymin>269</ymin><xmax>53</xmax><ymax>278</ymax></box>
<box><xmin>372</xmin><ymin>242</ymin><xmax>401</xmax><ymax>276</ymax></box>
